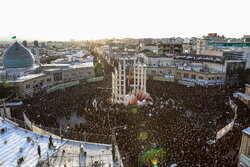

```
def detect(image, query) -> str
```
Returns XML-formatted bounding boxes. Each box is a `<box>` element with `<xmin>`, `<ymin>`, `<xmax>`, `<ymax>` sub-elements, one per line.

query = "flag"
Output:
<box><xmin>12</xmin><ymin>36</ymin><xmax>16</xmax><ymax>39</ymax></box>
<box><xmin>128</xmin><ymin>71</ymin><xmax>131</xmax><ymax>86</ymax></box>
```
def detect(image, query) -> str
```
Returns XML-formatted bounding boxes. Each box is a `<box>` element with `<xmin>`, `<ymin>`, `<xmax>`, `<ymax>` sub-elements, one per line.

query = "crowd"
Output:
<box><xmin>10</xmin><ymin>72</ymin><xmax>250</xmax><ymax>166</ymax></box>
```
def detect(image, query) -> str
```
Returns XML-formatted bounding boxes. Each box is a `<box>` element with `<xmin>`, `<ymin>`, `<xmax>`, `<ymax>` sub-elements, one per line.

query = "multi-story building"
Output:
<box><xmin>243</xmin><ymin>35</ymin><xmax>250</xmax><ymax>42</ymax></box>
<box><xmin>157</xmin><ymin>43</ymin><xmax>183</xmax><ymax>55</ymax></box>
<box><xmin>0</xmin><ymin>42</ymin><xmax>95</xmax><ymax>98</ymax></box>
<box><xmin>196</xmin><ymin>33</ymin><xmax>225</xmax><ymax>54</ymax></box>
<box><xmin>207</xmin><ymin>42</ymin><xmax>250</xmax><ymax>69</ymax></box>
<box><xmin>238</xmin><ymin>127</ymin><xmax>250</xmax><ymax>167</ymax></box>
<box><xmin>143</xmin><ymin>54</ymin><xmax>226</xmax><ymax>86</ymax></box>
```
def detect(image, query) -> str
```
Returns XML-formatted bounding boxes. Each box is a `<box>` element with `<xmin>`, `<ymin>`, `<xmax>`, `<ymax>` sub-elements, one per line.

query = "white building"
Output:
<box><xmin>0</xmin><ymin>117</ymin><xmax>120</xmax><ymax>167</ymax></box>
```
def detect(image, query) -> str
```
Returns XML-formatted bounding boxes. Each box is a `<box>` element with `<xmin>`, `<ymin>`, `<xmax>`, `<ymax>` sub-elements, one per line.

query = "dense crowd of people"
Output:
<box><xmin>10</xmin><ymin>77</ymin><xmax>250</xmax><ymax>167</ymax></box>
<box><xmin>9</xmin><ymin>58</ymin><xmax>250</xmax><ymax>167</ymax></box>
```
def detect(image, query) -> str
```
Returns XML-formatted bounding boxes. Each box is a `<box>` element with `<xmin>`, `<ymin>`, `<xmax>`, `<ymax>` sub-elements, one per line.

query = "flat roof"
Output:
<box><xmin>243</xmin><ymin>127</ymin><xmax>250</xmax><ymax>136</ymax></box>
<box><xmin>42</xmin><ymin>63</ymin><xmax>94</xmax><ymax>69</ymax></box>
<box><xmin>14</xmin><ymin>73</ymin><xmax>46</xmax><ymax>82</ymax></box>
<box><xmin>0</xmin><ymin>73</ymin><xmax>46</xmax><ymax>83</ymax></box>
<box><xmin>0</xmin><ymin>117</ymin><xmax>116</xmax><ymax>167</ymax></box>
<box><xmin>239</xmin><ymin>93</ymin><xmax>250</xmax><ymax>101</ymax></box>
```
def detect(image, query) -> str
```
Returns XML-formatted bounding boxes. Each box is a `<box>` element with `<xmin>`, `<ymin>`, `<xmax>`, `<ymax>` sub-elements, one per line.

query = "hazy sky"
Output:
<box><xmin>0</xmin><ymin>0</ymin><xmax>249</xmax><ymax>41</ymax></box>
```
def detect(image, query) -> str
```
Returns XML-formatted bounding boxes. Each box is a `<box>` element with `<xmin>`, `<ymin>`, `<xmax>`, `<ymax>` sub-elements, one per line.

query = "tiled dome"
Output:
<box><xmin>2</xmin><ymin>42</ymin><xmax>35</xmax><ymax>68</ymax></box>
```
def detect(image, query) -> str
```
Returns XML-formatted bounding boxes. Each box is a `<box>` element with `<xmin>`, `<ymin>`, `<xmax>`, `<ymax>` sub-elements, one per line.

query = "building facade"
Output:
<box><xmin>0</xmin><ymin>42</ymin><xmax>95</xmax><ymax>98</ymax></box>
<box><xmin>238</xmin><ymin>127</ymin><xmax>250</xmax><ymax>167</ymax></box>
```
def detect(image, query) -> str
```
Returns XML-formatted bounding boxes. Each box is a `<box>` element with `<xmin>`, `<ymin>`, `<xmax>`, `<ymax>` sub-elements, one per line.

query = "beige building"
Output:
<box><xmin>0</xmin><ymin>42</ymin><xmax>95</xmax><ymax>99</ymax></box>
<box><xmin>144</xmin><ymin>54</ymin><xmax>225</xmax><ymax>86</ymax></box>
<box><xmin>238</xmin><ymin>127</ymin><xmax>250</xmax><ymax>167</ymax></box>
<box><xmin>147</xmin><ymin>67</ymin><xmax>176</xmax><ymax>76</ymax></box>
<box><xmin>10</xmin><ymin>63</ymin><xmax>94</xmax><ymax>98</ymax></box>
<box><xmin>13</xmin><ymin>73</ymin><xmax>53</xmax><ymax>98</ymax></box>
<box><xmin>175</xmin><ymin>68</ymin><xmax>224</xmax><ymax>86</ymax></box>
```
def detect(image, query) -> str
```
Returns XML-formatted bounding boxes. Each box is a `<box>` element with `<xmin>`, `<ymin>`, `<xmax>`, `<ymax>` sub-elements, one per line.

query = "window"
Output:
<box><xmin>53</xmin><ymin>72</ymin><xmax>62</xmax><ymax>81</ymax></box>
<box><xmin>26</xmin><ymin>84</ymin><xmax>30</xmax><ymax>89</ymax></box>
<box><xmin>47</xmin><ymin>78</ymin><xmax>51</xmax><ymax>82</ymax></box>
<box><xmin>33</xmin><ymin>80</ymin><xmax>36</xmax><ymax>83</ymax></box>
<box><xmin>184</xmin><ymin>73</ymin><xmax>189</xmax><ymax>78</ymax></box>
<box><xmin>217</xmin><ymin>77</ymin><xmax>220</xmax><ymax>80</ymax></box>
<box><xmin>208</xmin><ymin>77</ymin><xmax>211</xmax><ymax>80</ymax></box>
<box><xmin>191</xmin><ymin>74</ymin><xmax>196</xmax><ymax>79</ymax></box>
<box><xmin>159</xmin><ymin>71</ymin><xmax>162</xmax><ymax>73</ymax></box>
<box><xmin>199</xmin><ymin>76</ymin><xmax>204</xmax><ymax>80</ymax></box>
<box><xmin>212</xmin><ymin>77</ymin><xmax>214</xmax><ymax>80</ymax></box>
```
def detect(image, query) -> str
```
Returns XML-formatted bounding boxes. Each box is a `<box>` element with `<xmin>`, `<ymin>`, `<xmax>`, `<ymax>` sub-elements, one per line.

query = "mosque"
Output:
<box><xmin>0</xmin><ymin>42</ymin><xmax>95</xmax><ymax>98</ymax></box>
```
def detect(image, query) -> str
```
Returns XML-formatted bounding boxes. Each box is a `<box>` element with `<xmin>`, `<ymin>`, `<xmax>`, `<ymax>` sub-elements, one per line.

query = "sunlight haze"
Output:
<box><xmin>0</xmin><ymin>0</ymin><xmax>249</xmax><ymax>41</ymax></box>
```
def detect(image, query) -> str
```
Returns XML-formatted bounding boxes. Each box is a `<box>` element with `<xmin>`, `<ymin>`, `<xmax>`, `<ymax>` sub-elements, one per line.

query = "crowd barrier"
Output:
<box><xmin>216</xmin><ymin>98</ymin><xmax>238</xmax><ymax>140</ymax></box>
<box><xmin>22</xmin><ymin>112</ymin><xmax>112</xmax><ymax>144</ymax></box>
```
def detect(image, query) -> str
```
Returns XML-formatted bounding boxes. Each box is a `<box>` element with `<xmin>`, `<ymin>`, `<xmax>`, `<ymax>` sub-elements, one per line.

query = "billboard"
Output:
<box><xmin>208</xmin><ymin>43</ymin><xmax>250</xmax><ymax>47</ymax></box>
<box><xmin>178</xmin><ymin>80</ymin><xmax>195</xmax><ymax>87</ymax></box>
<box><xmin>32</xmin><ymin>125</ymin><xmax>60</xmax><ymax>139</ymax></box>
<box><xmin>216</xmin><ymin>121</ymin><xmax>234</xmax><ymax>140</ymax></box>
<box><xmin>153</xmin><ymin>76</ymin><xmax>175</xmax><ymax>82</ymax></box>
<box><xmin>23</xmin><ymin>112</ymin><xmax>32</xmax><ymax>130</ymax></box>
<box><xmin>46</xmin><ymin>80</ymin><xmax>80</xmax><ymax>93</ymax></box>
<box><xmin>87</xmin><ymin>76</ymin><xmax>104</xmax><ymax>83</ymax></box>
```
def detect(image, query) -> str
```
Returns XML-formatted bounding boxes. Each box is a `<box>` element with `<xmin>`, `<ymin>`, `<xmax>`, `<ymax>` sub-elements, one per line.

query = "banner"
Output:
<box><xmin>0</xmin><ymin>108</ymin><xmax>11</xmax><ymax>119</ymax></box>
<box><xmin>23</xmin><ymin>112</ymin><xmax>32</xmax><ymax>130</ymax></box>
<box><xmin>229</xmin><ymin>98</ymin><xmax>238</xmax><ymax>121</ymax></box>
<box><xmin>216</xmin><ymin>121</ymin><xmax>234</xmax><ymax>140</ymax></box>
<box><xmin>153</xmin><ymin>76</ymin><xmax>175</xmax><ymax>82</ymax></box>
<box><xmin>229</xmin><ymin>98</ymin><xmax>237</xmax><ymax>113</ymax></box>
<box><xmin>87</xmin><ymin>76</ymin><xmax>104</xmax><ymax>83</ymax></box>
<box><xmin>178</xmin><ymin>80</ymin><xmax>195</xmax><ymax>87</ymax></box>
<box><xmin>47</xmin><ymin>80</ymin><xmax>80</xmax><ymax>93</ymax></box>
<box><xmin>32</xmin><ymin>124</ymin><xmax>60</xmax><ymax>139</ymax></box>
<box><xmin>0</xmin><ymin>101</ymin><xmax>23</xmax><ymax>107</ymax></box>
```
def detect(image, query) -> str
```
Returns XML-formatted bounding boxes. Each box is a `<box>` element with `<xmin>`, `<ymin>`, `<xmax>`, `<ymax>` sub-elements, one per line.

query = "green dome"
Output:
<box><xmin>2</xmin><ymin>42</ymin><xmax>34</xmax><ymax>68</ymax></box>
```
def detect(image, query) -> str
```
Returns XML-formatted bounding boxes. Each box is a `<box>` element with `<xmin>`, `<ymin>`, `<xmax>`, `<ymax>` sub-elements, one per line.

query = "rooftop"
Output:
<box><xmin>175</xmin><ymin>54</ymin><xmax>224</xmax><ymax>64</ymax></box>
<box><xmin>14</xmin><ymin>73</ymin><xmax>46</xmax><ymax>82</ymax></box>
<box><xmin>243</xmin><ymin>127</ymin><xmax>250</xmax><ymax>136</ymax></box>
<box><xmin>0</xmin><ymin>117</ymin><xmax>115</xmax><ymax>167</ymax></box>
<box><xmin>42</xmin><ymin>62</ymin><xmax>93</xmax><ymax>69</ymax></box>
<box><xmin>238</xmin><ymin>92</ymin><xmax>250</xmax><ymax>101</ymax></box>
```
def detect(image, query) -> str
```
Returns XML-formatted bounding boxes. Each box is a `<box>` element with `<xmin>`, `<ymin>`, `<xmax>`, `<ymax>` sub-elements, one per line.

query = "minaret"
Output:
<box><xmin>34</xmin><ymin>40</ymin><xmax>40</xmax><ymax>66</ymax></box>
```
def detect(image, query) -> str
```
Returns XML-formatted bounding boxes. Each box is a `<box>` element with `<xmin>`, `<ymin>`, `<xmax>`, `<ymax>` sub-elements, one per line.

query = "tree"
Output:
<box><xmin>94</xmin><ymin>62</ymin><xmax>104</xmax><ymax>77</ymax></box>
<box><xmin>239</xmin><ymin>69</ymin><xmax>250</xmax><ymax>87</ymax></box>
<box><xmin>0</xmin><ymin>80</ymin><xmax>14</xmax><ymax>99</ymax></box>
